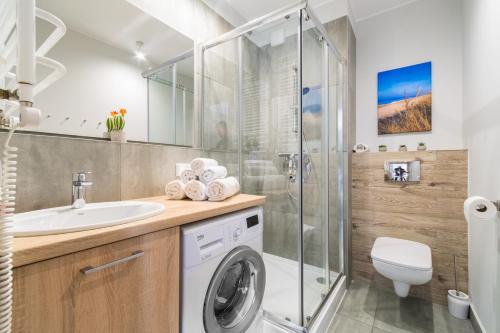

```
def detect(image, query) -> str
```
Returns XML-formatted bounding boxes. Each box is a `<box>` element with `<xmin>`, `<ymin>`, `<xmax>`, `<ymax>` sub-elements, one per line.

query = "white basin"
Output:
<box><xmin>12</xmin><ymin>201</ymin><xmax>166</xmax><ymax>237</ymax></box>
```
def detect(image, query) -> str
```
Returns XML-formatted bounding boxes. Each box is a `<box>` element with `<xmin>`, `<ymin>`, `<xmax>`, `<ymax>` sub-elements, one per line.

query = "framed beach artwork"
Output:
<box><xmin>377</xmin><ymin>62</ymin><xmax>432</xmax><ymax>135</ymax></box>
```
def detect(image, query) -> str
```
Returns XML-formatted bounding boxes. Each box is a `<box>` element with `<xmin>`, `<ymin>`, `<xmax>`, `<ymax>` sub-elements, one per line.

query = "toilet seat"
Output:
<box><xmin>371</xmin><ymin>237</ymin><xmax>432</xmax><ymax>271</ymax></box>
<box><xmin>370</xmin><ymin>237</ymin><xmax>433</xmax><ymax>297</ymax></box>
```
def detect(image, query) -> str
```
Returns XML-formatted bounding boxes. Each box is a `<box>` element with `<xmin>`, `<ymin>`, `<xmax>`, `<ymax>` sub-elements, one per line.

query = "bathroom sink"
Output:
<box><xmin>12</xmin><ymin>201</ymin><xmax>166</xmax><ymax>237</ymax></box>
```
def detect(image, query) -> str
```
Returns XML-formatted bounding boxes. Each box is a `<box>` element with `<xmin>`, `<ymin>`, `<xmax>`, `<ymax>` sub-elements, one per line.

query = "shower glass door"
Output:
<box><xmin>301</xmin><ymin>20</ymin><xmax>330</xmax><ymax>324</ymax></box>
<box><xmin>201</xmin><ymin>3</ymin><xmax>346</xmax><ymax>330</ymax></box>
<box><xmin>329</xmin><ymin>48</ymin><xmax>344</xmax><ymax>288</ymax></box>
<box><xmin>300</xmin><ymin>9</ymin><xmax>345</xmax><ymax>325</ymax></box>
<box><xmin>239</xmin><ymin>13</ymin><xmax>303</xmax><ymax>327</ymax></box>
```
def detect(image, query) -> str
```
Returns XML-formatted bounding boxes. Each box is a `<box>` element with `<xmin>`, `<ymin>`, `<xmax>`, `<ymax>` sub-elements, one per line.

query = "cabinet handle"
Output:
<box><xmin>80</xmin><ymin>250</ymin><xmax>144</xmax><ymax>275</ymax></box>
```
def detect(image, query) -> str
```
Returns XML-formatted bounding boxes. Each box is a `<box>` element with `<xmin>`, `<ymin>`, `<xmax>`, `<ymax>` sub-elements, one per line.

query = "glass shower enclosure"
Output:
<box><xmin>201</xmin><ymin>1</ymin><xmax>346</xmax><ymax>331</ymax></box>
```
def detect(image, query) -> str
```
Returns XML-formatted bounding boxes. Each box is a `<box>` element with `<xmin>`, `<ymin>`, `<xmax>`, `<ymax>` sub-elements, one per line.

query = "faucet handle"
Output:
<box><xmin>73</xmin><ymin>171</ymin><xmax>92</xmax><ymax>182</ymax></box>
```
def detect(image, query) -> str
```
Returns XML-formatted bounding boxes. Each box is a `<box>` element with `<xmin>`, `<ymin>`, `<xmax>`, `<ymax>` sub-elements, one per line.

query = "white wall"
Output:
<box><xmin>35</xmin><ymin>28</ymin><xmax>148</xmax><ymax>141</ymax></box>
<box><xmin>356</xmin><ymin>0</ymin><xmax>463</xmax><ymax>151</ymax></box>
<box><xmin>463</xmin><ymin>0</ymin><xmax>500</xmax><ymax>331</ymax></box>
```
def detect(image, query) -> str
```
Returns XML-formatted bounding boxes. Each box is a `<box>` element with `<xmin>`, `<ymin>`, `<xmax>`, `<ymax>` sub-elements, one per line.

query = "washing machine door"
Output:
<box><xmin>203</xmin><ymin>245</ymin><xmax>265</xmax><ymax>333</ymax></box>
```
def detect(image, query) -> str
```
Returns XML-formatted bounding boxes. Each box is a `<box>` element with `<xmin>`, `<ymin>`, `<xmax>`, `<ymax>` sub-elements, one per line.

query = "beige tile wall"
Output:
<box><xmin>120</xmin><ymin>142</ymin><xmax>206</xmax><ymax>200</ymax></box>
<box><xmin>0</xmin><ymin>132</ymin><xmax>205</xmax><ymax>212</ymax></box>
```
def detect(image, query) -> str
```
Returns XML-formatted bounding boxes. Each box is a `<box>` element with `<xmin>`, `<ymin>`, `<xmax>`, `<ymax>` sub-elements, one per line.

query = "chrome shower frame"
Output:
<box><xmin>200</xmin><ymin>1</ymin><xmax>348</xmax><ymax>331</ymax></box>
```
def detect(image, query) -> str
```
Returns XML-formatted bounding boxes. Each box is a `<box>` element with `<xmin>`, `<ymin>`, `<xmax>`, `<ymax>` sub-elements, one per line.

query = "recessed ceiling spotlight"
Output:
<box><xmin>135</xmin><ymin>41</ymin><xmax>146</xmax><ymax>61</ymax></box>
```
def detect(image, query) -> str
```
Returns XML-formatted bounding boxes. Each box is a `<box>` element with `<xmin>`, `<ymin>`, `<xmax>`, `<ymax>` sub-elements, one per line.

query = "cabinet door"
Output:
<box><xmin>13</xmin><ymin>227</ymin><xmax>179</xmax><ymax>333</ymax></box>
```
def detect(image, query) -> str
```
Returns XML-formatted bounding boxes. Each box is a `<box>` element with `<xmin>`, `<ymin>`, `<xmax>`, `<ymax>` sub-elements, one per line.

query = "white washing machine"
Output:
<box><xmin>182</xmin><ymin>206</ymin><xmax>266</xmax><ymax>333</ymax></box>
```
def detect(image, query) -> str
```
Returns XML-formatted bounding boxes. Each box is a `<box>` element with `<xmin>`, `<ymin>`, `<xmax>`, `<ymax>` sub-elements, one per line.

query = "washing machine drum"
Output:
<box><xmin>203</xmin><ymin>245</ymin><xmax>266</xmax><ymax>333</ymax></box>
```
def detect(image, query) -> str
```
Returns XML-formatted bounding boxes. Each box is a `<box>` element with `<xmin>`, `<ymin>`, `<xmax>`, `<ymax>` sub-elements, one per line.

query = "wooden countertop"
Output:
<box><xmin>12</xmin><ymin>194</ymin><xmax>266</xmax><ymax>268</ymax></box>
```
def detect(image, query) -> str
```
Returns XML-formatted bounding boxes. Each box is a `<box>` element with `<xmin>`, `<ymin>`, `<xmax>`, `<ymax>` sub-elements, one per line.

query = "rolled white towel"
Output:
<box><xmin>176</xmin><ymin>163</ymin><xmax>191</xmax><ymax>177</ymax></box>
<box><xmin>201</xmin><ymin>166</ymin><xmax>228</xmax><ymax>183</ymax></box>
<box><xmin>165</xmin><ymin>180</ymin><xmax>186</xmax><ymax>200</ymax></box>
<box><xmin>207</xmin><ymin>177</ymin><xmax>240</xmax><ymax>202</ymax></box>
<box><xmin>191</xmin><ymin>158</ymin><xmax>218</xmax><ymax>177</ymax></box>
<box><xmin>185</xmin><ymin>180</ymin><xmax>207</xmax><ymax>201</ymax></box>
<box><xmin>181</xmin><ymin>169</ymin><xmax>197</xmax><ymax>184</ymax></box>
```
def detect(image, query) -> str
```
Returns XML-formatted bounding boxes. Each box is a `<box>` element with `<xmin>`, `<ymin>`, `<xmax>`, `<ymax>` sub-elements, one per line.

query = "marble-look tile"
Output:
<box><xmin>203</xmin><ymin>79</ymin><xmax>238</xmax><ymax>150</ymax></box>
<box><xmin>325</xmin><ymin>16</ymin><xmax>348</xmax><ymax>59</ymax></box>
<box><xmin>1</xmin><ymin>133</ymin><xmax>121</xmax><ymax>212</ymax></box>
<box><xmin>203</xmin><ymin>46</ymin><xmax>237</xmax><ymax>88</ymax></box>
<box><xmin>328</xmin><ymin>314</ymin><xmax>373</xmax><ymax>333</ymax></box>
<box><xmin>303</xmin><ymin>215</ymin><xmax>326</xmax><ymax>267</ymax></box>
<box><xmin>263</xmin><ymin>210</ymin><xmax>299</xmax><ymax>261</ymax></box>
<box><xmin>120</xmin><ymin>142</ymin><xmax>203</xmax><ymax>200</ymax></box>
<box><xmin>303</xmin><ymin>183</ymin><xmax>321</xmax><ymax>206</ymax></box>
<box><xmin>372</xmin><ymin>328</ymin><xmax>392</xmax><ymax>333</ymax></box>
<box><xmin>206</xmin><ymin>150</ymin><xmax>239</xmax><ymax>177</ymax></box>
<box><xmin>338</xmin><ymin>279</ymin><xmax>378</xmax><ymax>326</ymax></box>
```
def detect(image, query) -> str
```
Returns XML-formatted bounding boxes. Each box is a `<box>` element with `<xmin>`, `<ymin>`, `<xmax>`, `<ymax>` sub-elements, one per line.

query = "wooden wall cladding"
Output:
<box><xmin>352</xmin><ymin>150</ymin><xmax>468</xmax><ymax>305</ymax></box>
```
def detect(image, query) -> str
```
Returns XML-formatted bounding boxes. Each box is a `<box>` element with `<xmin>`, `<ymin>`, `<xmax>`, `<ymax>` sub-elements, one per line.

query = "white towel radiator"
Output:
<box><xmin>0</xmin><ymin>0</ymin><xmax>66</xmax><ymax>331</ymax></box>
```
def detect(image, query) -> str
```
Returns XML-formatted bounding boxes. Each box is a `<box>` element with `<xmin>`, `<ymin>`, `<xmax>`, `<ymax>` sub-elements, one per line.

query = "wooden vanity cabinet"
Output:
<box><xmin>12</xmin><ymin>227</ymin><xmax>180</xmax><ymax>333</ymax></box>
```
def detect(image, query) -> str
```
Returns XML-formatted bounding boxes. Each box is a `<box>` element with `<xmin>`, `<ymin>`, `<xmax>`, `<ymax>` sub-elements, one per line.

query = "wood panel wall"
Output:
<box><xmin>352</xmin><ymin>150</ymin><xmax>468</xmax><ymax>305</ymax></box>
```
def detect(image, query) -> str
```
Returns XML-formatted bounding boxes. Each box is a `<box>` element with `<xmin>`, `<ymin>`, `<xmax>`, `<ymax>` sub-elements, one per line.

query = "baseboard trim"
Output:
<box><xmin>470</xmin><ymin>305</ymin><xmax>486</xmax><ymax>333</ymax></box>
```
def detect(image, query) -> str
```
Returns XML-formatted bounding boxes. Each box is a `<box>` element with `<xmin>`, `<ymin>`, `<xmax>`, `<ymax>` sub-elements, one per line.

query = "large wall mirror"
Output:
<box><xmin>28</xmin><ymin>0</ymin><xmax>195</xmax><ymax>146</ymax></box>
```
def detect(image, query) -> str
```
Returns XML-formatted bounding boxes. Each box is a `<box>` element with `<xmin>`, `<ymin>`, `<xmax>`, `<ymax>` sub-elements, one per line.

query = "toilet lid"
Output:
<box><xmin>371</xmin><ymin>237</ymin><xmax>432</xmax><ymax>271</ymax></box>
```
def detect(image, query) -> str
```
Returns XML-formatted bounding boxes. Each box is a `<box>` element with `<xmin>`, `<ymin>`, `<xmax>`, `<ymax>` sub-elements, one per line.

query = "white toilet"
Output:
<box><xmin>371</xmin><ymin>237</ymin><xmax>433</xmax><ymax>297</ymax></box>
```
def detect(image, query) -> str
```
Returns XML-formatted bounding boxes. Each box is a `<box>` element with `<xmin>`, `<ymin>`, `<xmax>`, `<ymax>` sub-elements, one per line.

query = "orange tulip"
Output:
<box><xmin>119</xmin><ymin>108</ymin><xmax>127</xmax><ymax>116</ymax></box>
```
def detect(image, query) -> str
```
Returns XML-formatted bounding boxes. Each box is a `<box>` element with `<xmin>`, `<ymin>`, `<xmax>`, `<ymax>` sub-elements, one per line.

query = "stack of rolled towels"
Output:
<box><xmin>165</xmin><ymin>158</ymin><xmax>240</xmax><ymax>202</ymax></box>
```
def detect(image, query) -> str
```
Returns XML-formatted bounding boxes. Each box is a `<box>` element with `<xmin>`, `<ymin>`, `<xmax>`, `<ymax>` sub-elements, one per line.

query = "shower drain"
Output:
<box><xmin>316</xmin><ymin>277</ymin><xmax>326</xmax><ymax>285</ymax></box>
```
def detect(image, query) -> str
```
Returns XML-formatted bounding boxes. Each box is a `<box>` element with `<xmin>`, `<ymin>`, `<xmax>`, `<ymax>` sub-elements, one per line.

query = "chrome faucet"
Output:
<box><xmin>72</xmin><ymin>172</ymin><xmax>92</xmax><ymax>209</ymax></box>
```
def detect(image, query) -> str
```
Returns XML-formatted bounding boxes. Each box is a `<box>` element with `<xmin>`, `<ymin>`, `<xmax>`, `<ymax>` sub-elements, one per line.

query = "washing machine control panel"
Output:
<box><xmin>182</xmin><ymin>207</ymin><xmax>263</xmax><ymax>268</ymax></box>
<box><xmin>232</xmin><ymin>226</ymin><xmax>242</xmax><ymax>241</ymax></box>
<box><xmin>228</xmin><ymin>214</ymin><xmax>261</xmax><ymax>245</ymax></box>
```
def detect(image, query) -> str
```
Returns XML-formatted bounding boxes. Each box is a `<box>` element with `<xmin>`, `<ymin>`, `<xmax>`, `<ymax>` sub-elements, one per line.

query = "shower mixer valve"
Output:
<box><xmin>285</xmin><ymin>153</ymin><xmax>298</xmax><ymax>183</ymax></box>
<box><xmin>278</xmin><ymin>152</ymin><xmax>312</xmax><ymax>183</ymax></box>
<box><xmin>279</xmin><ymin>153</ymin><xmax>298</xmax><ymax>183</ymax></box>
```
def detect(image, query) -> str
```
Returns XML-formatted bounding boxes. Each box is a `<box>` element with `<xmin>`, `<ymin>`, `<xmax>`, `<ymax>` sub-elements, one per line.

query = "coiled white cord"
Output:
<box><xmin>0</xmin><ymin>127</ymin><xmax>17</xmax><ymax>332</ymax></box>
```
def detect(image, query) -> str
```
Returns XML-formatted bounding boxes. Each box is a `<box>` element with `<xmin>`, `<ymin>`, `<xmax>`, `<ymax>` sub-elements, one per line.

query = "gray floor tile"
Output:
<box><xmin>339</xmin><ymin>279</ymin><xmax>378</xmax><ymax>326</ymax></box>
<box><xmin>330</xmin><ymin>279</ymin><xmax>476</xmax><ymax>333</ymax></box>
<box><xmin>431</xmin><ymin>303</ymin><xmax>474</xmax><ymax>333</ymax></box>
<box><xmin>328</xmin><ymin>314</ymin><xmax>373</xmax><ymax>333</ymax></box>
<box><xmin>373</xmin><ymin>288</ymin><xmax>434</xmax><ymax>333</ymax></box>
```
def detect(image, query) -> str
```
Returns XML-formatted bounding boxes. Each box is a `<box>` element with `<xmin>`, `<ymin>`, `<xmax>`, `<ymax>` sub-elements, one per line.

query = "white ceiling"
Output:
<box><xmin>35</xmin><ymin>0</ymin><xmax>420</xmax><ymax>66</ymax></box>
<box><xmin>349</xmin><ymin>0</ymin><xmax>420</xmax><ymax>22</ymax></box>
<box><xmin>203</xmin><ymin>0</ymin><xmax>342</xmax><ymax>27</ymax></box>
<box><xmin>225</xmin><ymin>0</ymin><xmax>293</xmax><ymax>22</ymax></box>
<box><xmin>37</xmin><ymin>0</ymin><xmax>193</xmax><ymax>66</ymax></box>
<box><xmin>203</xmin><ymin>0</ymin><xmax>421</xmax><ymax>26</ymax></box>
